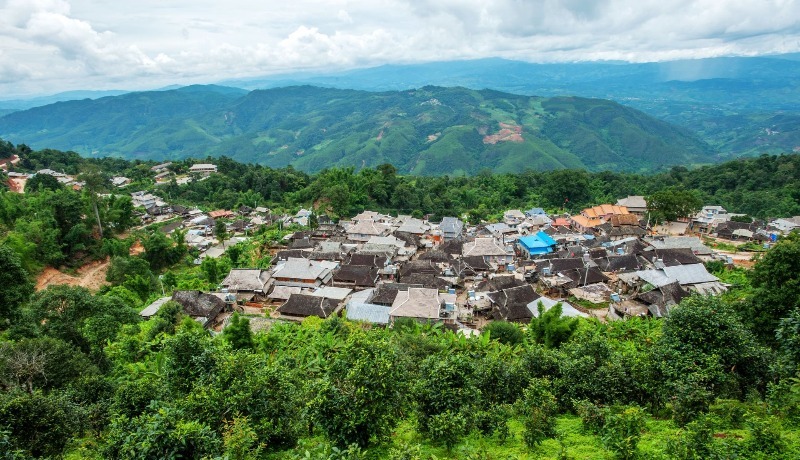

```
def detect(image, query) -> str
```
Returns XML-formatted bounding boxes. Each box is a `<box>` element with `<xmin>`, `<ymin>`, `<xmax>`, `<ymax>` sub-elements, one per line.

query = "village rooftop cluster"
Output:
<box><xmin>135</xmin><ymin>185</ymin><xmax>800</xmax><ymax>334</ymax></box>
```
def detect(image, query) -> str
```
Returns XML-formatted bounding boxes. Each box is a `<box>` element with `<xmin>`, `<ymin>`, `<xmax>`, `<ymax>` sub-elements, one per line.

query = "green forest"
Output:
<box><xmin>1</xmin><ymin>141</ymin><xmax>800</xmax><ymax>458</ymax></box>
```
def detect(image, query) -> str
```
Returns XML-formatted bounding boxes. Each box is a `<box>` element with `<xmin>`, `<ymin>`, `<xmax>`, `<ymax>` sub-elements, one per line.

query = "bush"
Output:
<box><xmin>574</xmin><ymin>399</ymin><xmax>606</xmax><ymax>434</ymax></box>
<box><xmin>483</xmin><ymin>321</ymin><xmax>524</xmax><ymax>346</ymax></box>
<box><xmin>601</xmin><ymin>406</ymin><xmax>645</xmax><ymax>460</ymax></box>
<box><xmin>666</xmin><ymin>415</ymin><xmax>717</xmax><ymax>460</ymax></box>
<box><xmin>517</xmin><ymin>379</ymin><xmax>558</xmax><ymax>449</ymax></box>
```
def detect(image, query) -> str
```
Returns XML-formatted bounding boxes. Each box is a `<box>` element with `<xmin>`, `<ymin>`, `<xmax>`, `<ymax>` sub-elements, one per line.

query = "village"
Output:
<box><xmin>118</xmin><ymin>166</ymin><xmax>800</xmax><ymax>335</ymax></box>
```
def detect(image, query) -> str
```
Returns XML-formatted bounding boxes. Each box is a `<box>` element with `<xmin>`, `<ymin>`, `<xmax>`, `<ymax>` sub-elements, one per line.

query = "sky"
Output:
<box><xmin>2</xmin><ymin>0</ymin><xmax>800</xmax><ymax>97</ymax></box>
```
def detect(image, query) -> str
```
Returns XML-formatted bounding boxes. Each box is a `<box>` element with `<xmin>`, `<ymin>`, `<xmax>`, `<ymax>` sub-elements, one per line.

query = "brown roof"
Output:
<box><xmin>333</xmin><ymin>265</ymin><xmax>379</xmax><ymax>287</ymax></box>
<box><xmin>278</xmin><ymin>294</ymin><xmax>336</xmax><ymax>318</ymax></box>
<box><xmin>399</xmin><ymin>260</ymin><xmax>441</xmax><ymax>278</ymax></box>
<box><xmin>476</xmin><ymin>275</ymin><xmax>526</xmax><ymax>292</ymax></box>
<box><xmin>610</xmin><ymin>214</ymin><xmax>641</xmax><ymax>226</ymax></box>
<box><xmin>487</xmin><ymin>285</ymin><xmax>540</xmax><ymax>322</ymax></box>
<box><xmin>347</xmin><ymin>253</ymin><xmax>388</xmax><ymax>267</ymax></box>
<box><xmin>172</xmin><ymin>290</ymin><xmax>226</xmax><ymax>318</ymax></box>
<box><xmin>371</xmin><ymin>283</ymin><xmax>423</xmax><ymax>306</ymax></box>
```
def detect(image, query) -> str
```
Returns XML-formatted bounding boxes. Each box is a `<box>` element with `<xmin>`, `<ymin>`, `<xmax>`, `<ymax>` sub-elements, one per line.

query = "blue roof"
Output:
<box><xmin>525</xmin><ymin>207</ymin><xmax>546</xmax><ymax>216</ymax></box>
<box><xmin>518</xmin><ymin>231</ymin><xmax>557</xmax><ymax>252</ymax></box>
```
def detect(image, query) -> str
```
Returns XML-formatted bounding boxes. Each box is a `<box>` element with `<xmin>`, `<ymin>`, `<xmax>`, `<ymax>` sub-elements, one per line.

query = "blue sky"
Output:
<box><xmin>2</xmin><ymin>0</ymin><xmax>799</xmax><ymax>97</ymax></box>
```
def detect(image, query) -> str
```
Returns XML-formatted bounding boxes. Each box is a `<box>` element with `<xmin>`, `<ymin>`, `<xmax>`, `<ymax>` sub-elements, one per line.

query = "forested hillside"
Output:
<box><xmin>0</xmin><ymin>85</ymin><xmax>714</xmax><ymax>175</ymax></box>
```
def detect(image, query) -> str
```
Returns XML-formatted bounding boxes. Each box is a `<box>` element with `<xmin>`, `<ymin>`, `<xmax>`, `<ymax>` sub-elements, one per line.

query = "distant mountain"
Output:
<box><xmin>0</xmin><ymin>89</ymin><xmax>131</xmax><ymax>111</ymax></box>
<box><xmin>222</xmin><ymin>56</ymin><xmax>800</xmax><ymax>156</ymax></box>
<box><xmin>0</xmin><ymin>85</ymin><xmax>715</xmax><ymax>175</ymax></box>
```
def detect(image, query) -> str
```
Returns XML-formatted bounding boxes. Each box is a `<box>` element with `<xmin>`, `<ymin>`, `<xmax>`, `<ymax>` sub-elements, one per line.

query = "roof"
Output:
<box><xmin>475</xmin><ymin>275</ymin><xmax>526</xmax><ymax>292</ymax></box>
<box><xmin>463</xmin><ymin>238</ymin><xmax>511</xmax><ymax>257</ymax></box>
<box><xmin>419</xmin><ymin>249</ymin><xmax>453</xmax><ymax>262</ymax></box>
<box><xmin>278</xmin><ymin>294</ymin><xmax>335</xmax><ymax>318</ymax></box>
<box><xmin>172</xmin><ymin>290</ymin><xmax>226</xmax><ymax>318</ymax></box>
<box><xmin>311</xmin><ymin>286</ymin><xmax>353</xmax><ymax>301</ymax></box>
<box><xmin>268</xmin><ymin>286</ymin><xmax>302</xmax><ymax>300</ymax></box>
<box><xmin>593</xmin><ymin>254</ymin><xmax>642</xmax><ymax>272</ymax></box>
<box><xmin>525</xmin><ymin>208</ymin><xmax>546</xmax><ymax>216</ymax></box>
<box><xmin>221</xmin><ymin>269</ymin><xmax>270</xmax><ymax>292</ymax></box>
<box><xmin>571</xmin><ymin>215</ymin><xmax>603</xmax><ymax>229</ymax></box>
<box><xmin>396</xmin><ymin>218</ymin><xmax>428</xmax><ymax>234</ymax></box>
<box><xmin>537</xmin><ymin>258</ymin><xmax>585</xmax><ymax>274</ymax></box>
<box><xmin>518</xmin><ymin>231</ymin><xmax>558</xmax><ymax>251</ymax></box>
<box><xmin>346</xmin><ymin>220</ymin><xmax>391</xmax><ymax>236</ymax></box>
<box><xmin>650</xmin><ymin>248</ymin><xmax>703</xmax><ymax>267</ymax></box>
<box><xmin>439</xmin><ymin>217</ymin><xmax>464</xmax><ymax>235</ymax></box>
<box><xmin>487</xmin><ymin>285</ymin><xmax>541</xmax><ymax>321</ymax></box>
<box><xmin>346</xmin><ymin>302</ymin><xmax>391</xmax><ymax>324</ymax></box>
<box><xmin>610</xmin><ymin>214</ymin><xmax>641</xmax><ymax>226</ymax></box>
<box><xmin>662</xmin><ymin>264</ymin><xmax>718</xmax><ymax>285</ymax></box>
<box><xmin>333</xmin><ymin>265</ymin><xmax>379</xmax><ymax>287</ymax></box>
<box><xmin>528</xmin><ymin>297</ymin><xmax>588</xmax><ymax>318</ymax></box>
<box><xmin>647</xmin><ymin>236</ymin><xmax>712</xmax><ymax>255</ymax></box>
<box><xmin>400</xmin><ymin>273</ymin><xmax>451</xmax><ymax>290</ymax></box>
<box><xmin>582</xmin><ymin>204</ymin><xmax>630</xmax><ymax>218</ymax></box>
<box><xmin>390</xmin><ymin>287</ymin><xmax>443</xmax><ymax>320</ymax></box>
<box><xmin>635</xmin><ymin>269</ymin><xmax>677</xmax><ymax>288</ymax></box>
<box><xmin>616</xmin><ymin>196</ymin><xmax>647</xmax><ymax>209</ymax></box>
<box><xmin>371</xmin><ymin>283</ymin><xmax>424</xmax><ymax>306</ymax></box>
<box><xmin>272</xmin><ymin>258</ymin><xmax>336</xmax><ymax>281</ymax></box>
<box><xmin>348</xmin><ymin>253</ymin><xmax>388</xmax><ymax>267</ymax></box>
<box><xmin>636</xmin><ymin>282</ymin><xmax>690</xmax><ymax>307</ymax></box>
<box><xmin>140</xmin><ymin>297</ymin><xmax>172</xmax><ymax>318</ymax></box>
<box><xmin>189</xmin><ymin>163</ymin><xmax>217</xmax><ymax>170</ymax></box>
<box><xmin>399</xmin><ymin>259</ymin><xmax>441</xmax><ymax>278</ymax></box>
<box><xmin>561</xmin><ymin>267</ymin><xmax>610</xmax><ymax>287</ymax></box>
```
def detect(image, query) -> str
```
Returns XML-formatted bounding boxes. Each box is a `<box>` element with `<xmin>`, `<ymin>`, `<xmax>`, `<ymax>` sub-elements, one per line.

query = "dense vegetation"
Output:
<box><xmin>10</xmin><ymin>141</ymin><xmax>799</xmax><ymax>222</ymax></box>
<box><xmin>0</xmin><ymin>85</ymin><xmax>714</xmax><ymax>174</ymax></box>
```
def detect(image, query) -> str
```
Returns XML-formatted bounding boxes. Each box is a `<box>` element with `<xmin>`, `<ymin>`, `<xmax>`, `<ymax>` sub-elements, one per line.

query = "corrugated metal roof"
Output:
<box><xmin>347</xmin><ymin>302</ymin><xmax>390</xmax><ymax>324</ymax></box>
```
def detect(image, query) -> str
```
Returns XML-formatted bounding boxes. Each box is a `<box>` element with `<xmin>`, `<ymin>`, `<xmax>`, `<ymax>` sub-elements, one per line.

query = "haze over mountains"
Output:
<box><xmin>1</xmin><ymin>55</ymin><xmax>798</xmax><ymax>174</ymax></box>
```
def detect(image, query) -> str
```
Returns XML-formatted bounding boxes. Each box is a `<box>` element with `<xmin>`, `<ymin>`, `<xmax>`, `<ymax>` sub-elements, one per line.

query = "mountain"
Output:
<box><xmin>0</xmin><ymin>89</ymin><xmax>131</xmax><ymax>111</ymax></box>
<box><xmin>0</xmin><ymin>85</ymin><xmax>715</xmax><ymax>175</ymax></box>
<box><xmin>222</xmin><ymin>56</ymin><xmax>800</xmax><ymax>157</ymax></box>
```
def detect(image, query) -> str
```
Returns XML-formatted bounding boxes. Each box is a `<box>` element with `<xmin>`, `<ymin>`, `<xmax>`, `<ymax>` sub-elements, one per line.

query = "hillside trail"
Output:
<box><xmin>35</xmin><ymin>258</ymin><xmax>111</xmax><ymax>292</ymax></box>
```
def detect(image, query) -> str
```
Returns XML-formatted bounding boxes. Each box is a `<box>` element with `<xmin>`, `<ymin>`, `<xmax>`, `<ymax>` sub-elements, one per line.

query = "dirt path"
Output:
<box><xmin>35</xmin><ymin>258</ymin><xmax>111</xmax><ymax>292</ymax></box>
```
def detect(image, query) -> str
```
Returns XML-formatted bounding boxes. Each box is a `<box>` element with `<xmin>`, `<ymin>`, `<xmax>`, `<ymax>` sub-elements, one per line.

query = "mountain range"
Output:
<box><xmin>0</xmin><ymin>85</ymin><xmax>716</xmax><ymax>175</ymax></box>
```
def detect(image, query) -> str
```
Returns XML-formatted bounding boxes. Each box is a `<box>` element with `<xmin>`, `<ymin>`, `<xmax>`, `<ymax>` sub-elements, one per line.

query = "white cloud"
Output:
<box><xmin>0</xmin><ymin>0</ymin><xmax>799</xmax><ymax>97</ymax></box>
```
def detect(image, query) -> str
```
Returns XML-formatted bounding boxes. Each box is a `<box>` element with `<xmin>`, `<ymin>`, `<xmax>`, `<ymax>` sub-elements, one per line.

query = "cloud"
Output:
<box><xmin>1</xmin><ymin>0</ymin><xmax>799</xmax><ymax>96</ymax></box>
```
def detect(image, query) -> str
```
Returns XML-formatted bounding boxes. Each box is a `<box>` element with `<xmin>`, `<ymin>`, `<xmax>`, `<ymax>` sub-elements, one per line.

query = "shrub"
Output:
<box><xmin>483</xmin><ymin>321</ymin><xmax>524</xmax><ymax>346</ymax></box>
<box><xmin>517</xmin><ymin>379</ymin><xmax>558</xmax><ymax>449</ymax></box>
<box><xmin>601</xmin><ymin>406</ymin><xmax>645</xmax><ymax>460</ymax></box>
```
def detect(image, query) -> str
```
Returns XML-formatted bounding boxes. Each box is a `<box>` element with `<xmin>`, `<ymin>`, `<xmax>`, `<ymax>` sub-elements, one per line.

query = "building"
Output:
<box><xmin>462</xmin><ymin>237</ymin><xmax>514</xmax><ymax>265</ymax></box>
<box><xmin>439</xmin><ymin>217</ymin><xmax>464</xmax><ymax>241</ymax></box>
<box><xmin>616</xmin><ymin>196</ymin><xmax>648</xmax><ymax>216</ymax></box>
<box><xmin>271</xmin><ymin>258</ymin><xmax>337</xmax><ymax>288</ymax></box>
<box><xmin>389</xmin><ymin>287</ymin><xmax>455</xmax><ymax>324</ymax></box>
<box><xmin>189</xmin><ymin>163</ymin><xmax>218</xmax><ymax>174</ymax></box>
<box><xmin>517</xmin><ymin>231</ymin><xmax>558</xmax><ymax>257</ymax></box>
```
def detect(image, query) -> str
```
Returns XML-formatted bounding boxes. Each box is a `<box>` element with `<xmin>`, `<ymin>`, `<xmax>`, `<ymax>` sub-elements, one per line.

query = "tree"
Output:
<box><xmin>215</xmin><ymin>219</ymin><xmax>228</xmax><ymax>247</ymax></box>
<box><xmin>655</xmin><ymin>295</ymin><xmax>769</xmax><ymax>406</ymax></box>
<box><xmin>528</xmin><ymin>302</ymin><xmax>579</xmax><ymax>348</ymax></box>
<box><xmin>517</xmin><ymin>379</ymin><xmax>558</xmax><ymax>448</ymax></box>
<box><xmin>646</xmin><ymin>187</ymin><xmax>702</xmax><ymax>224</ymax></box>
<box><xmin>78</xmin><ymin>169</ymin><xmax>110</xmax><ymax>239</ymax></box>
<box><xmin>0</xmin><ymin>390</ymin><xmax>83</xmax><ymax>458</ymax></box>
<box><xmin>311</xmin><ymin>332</ymin><xmax>408</xmax><ymax>448</ymax></box>
<box><xmin>0</xmin><ymin>245</ymin><xmax>34</xmax><ymax>327</ymax></box>
<box><xmin>222</xmin><ymin>313</ymin><xmax>254</xmax><ymax>350</ymax></box>
<box><xmin>25</xmin><ymin>173</ymin><xmax>62</xmax><ymax>192</ymax></box>
<box><xmin>483</xmin><ymin>321</ymin><xmax>524</xmax><ymax>346</ymax></box>
<box><xmin>745</xmin><ymin>232</ymin><xmax>800</xmax><ymax>344</ymax></box>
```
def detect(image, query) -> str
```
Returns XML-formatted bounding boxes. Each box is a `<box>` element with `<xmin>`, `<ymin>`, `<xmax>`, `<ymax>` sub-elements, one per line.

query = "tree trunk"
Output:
<box><xmin>93</xmin><ymin>198</ymin><xmax>103</xmax><ymax>239</ymax></box>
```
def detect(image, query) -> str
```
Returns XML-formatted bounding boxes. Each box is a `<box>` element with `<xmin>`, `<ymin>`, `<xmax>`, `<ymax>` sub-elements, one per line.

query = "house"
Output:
<box><xmin>691</xmin><ymin>206</ymin><xmax>729</xmax><ymax>234</ymax></box>
<box><xmin>371</xmin><ymin>283</ymin><xmax>424</xmax><ymax>306</ymax></box>
<box><xmin>503</xmin><ymin>209</ymin><xmax>526</xmax><ymax>227</ymax></box>
<box><xmin>484</xmin><ymin>222</ymin><xmax>517</xmax><ymax>240</ymax></box>
<box><xmin>486</xmin><ymin>284</ymin><xmax>540</xmax><ymax>322</ymax></box>
<box><xmin>332</xmin><ymin>265</ymin><xmax>379</xmax><ymax>289</ymax></box>
<box><xmin>517</xmin><ymin>231</ymin><xmax>558</xmax><ymax>258</ymax></box>
<box><xmin>634</xmin><ymin>264</ymin><xmax>725</xmax><ymax>294</ymax></box>
<box><xmin>220</xmin><ymin>269</ymin><xmax>271</xmax><ymax>295</ymax></box>
<box><xmin>171</xmin><ymin>290</ymin><xmax>228</xmax><ymax>327</ymax></box>
<box><xmin>770</xmin><ymin>216</ymin><xmax>800</xmax><ymax>234</ymax></box>
<box><xmin>111</xmin><ymin>176</ymin><xmax>131</xmax><ymax>187</ymax></box>
<box><xmin>439</xmin><ymin>217</ymin><xmax>464</xmax><ymax>241</ymax></box>
<box><xmin>271</xmin><ymin>258</ymin><xmax>337</xmax><ymax>288</ymax></box>
<box><xmin>159</xmin><ymin>220</ymin><xmax>183</xmax><ymax>235</ymax></box>
<box><xmin>525</xmin><ymin>208</ymin><xmax>547</xmax><ymax>217</ymax></box>
<box><xmin>462</xmin><ymin>238</ymin><xmax>514</xmax><ymax>265</ymax></box>
<box><xmin>346</xmin><ymin>302</ymin><xmax>391</xmax><ymax>325</ymax></box>
<box><xmin>389</xmin><ymin>287</ymin><xmax>454</xmax><ymax>323</ymax></box>
<box><xmin>277</xmin><ymin>294</ymin><xmax>336</xmax><ymax>319</ymax></box>
<box><xmin>140</xmin><ymin>297</ymin><xmax>172</xmax><ymax>319</ymax></box>
<box><xmin>189</xmin><ymin>163</ymin><xmax>218</xmax><ymax>174</ymax></box>
<box><xmin>570</xmin><ymin>215</ymin><xmax>603</xmax><ymax>233</ymax></box>
<box><xmin>616</xmin><ymin>196</ymin><xmax>648</xmax><ymax>216</ymax></box>
<box><xmin>646</xmin><ymin>236</ymin><xmax>713</xmax><ymax>256</ymax></box>
<box><xmin>209</xmin><ymin>209</ymin><xmax>235</xmax><ymax>219</ymax></box>
<box><xmin>346</xmin><ymin>220</ymin><xmax>392</xmax><ymax>242</ymax></box>
<box><xmin>310</xmin><ymin>286</ymin><xmax>352</xmax><ymax>302</ymax></box>
<box><xmin>131</xmin><ymin>191</ymin><xmax>158</xmax><ymax>208</ymax></box>
<box><xmin>151</xmin><ymin>162</ymin><xmax>172</xmax><ymax>172</ymax></box>
<box><xmin>582</xmin><ymin>204</ymin><xmax>631</xmax><ymax>220</ymax></box>
<box><xmin>395</xmin><ymin>217</ymin><xmax>429</xmax><ymax>235</ymax></box>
